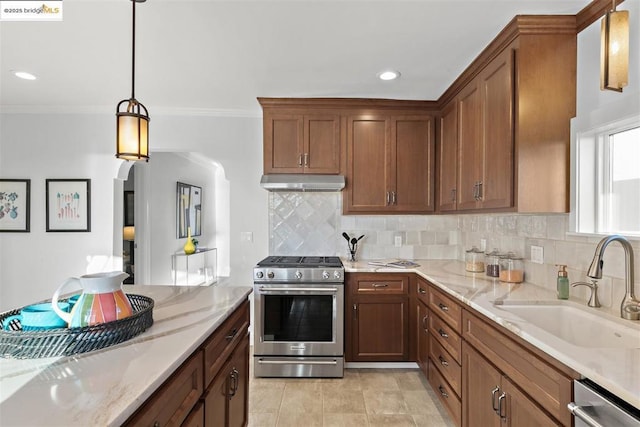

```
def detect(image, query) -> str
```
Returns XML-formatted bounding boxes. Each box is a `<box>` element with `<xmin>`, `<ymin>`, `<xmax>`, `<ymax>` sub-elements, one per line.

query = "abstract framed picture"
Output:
<box><xmin>46</xmin><ymin>179</ymin><xmax>91</xmax><ymax>232</ymax></box>
<box><xmin>176</xmin><ymin>182</ymin><xmax>202</xmax><ymax>239</ymax></box>
<box><xmin>0</xmin><ymin>179</ymin><xmax>31</xmax><ymax>232</ymax></box>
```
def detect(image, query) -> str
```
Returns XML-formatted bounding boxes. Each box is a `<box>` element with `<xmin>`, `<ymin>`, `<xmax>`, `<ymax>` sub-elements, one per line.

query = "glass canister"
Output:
<box><xmin>485</xmin><ymin>249</ymin><xmax>503</xmax><ymax>278</ymax></box>
<box><xmin>465</xmin><ymin>246</ymin><xmax>485</xmax><ymax>273</ymax></box>
<box><xmin>499</xmin><ymin>253</ymin><xmax>525</xmax><ymax>283</ymax></box>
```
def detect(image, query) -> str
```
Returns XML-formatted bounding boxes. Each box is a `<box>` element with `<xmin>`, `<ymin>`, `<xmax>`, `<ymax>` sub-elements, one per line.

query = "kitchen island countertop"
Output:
<box><xmin>0</xmin><ymin>283</ymin><xmax>252</xmax><ymax>426</ymax></box>
<box><xmin>345</xmin><ymin>259</ymin><xmax>640</xmax><ymax>410</ymax></box>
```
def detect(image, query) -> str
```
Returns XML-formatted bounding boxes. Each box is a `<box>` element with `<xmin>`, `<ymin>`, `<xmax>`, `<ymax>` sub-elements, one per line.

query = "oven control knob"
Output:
<box><xmin>295</xmin><ymin>271</ymin><xmax>303</xmax><ymax>279</ymax></box>
<box><xmin>256</xmin><ymin>271</ymin><xmax>264</xmax><ymax>279</ymax></box>
<box><xmin>334</xmin><ymin>271</ymin><xmax>342</xmax><ymax>280</ymax></box>
<box><xmin>322</xmin><ymin>271</ymin><xmax>330</xmax><ymax>279</ymax></box>
<box><xmin>267</xmin><ymin>271</ymin><xmax>275</xmax><ymax>279</ymax></box>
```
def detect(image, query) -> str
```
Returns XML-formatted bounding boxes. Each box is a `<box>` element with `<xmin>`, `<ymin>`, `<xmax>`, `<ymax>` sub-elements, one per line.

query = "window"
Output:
<box><xmin>576</xmin><ymin>119</ymin><xmax>640</xmax><ymax>236</ymax></box>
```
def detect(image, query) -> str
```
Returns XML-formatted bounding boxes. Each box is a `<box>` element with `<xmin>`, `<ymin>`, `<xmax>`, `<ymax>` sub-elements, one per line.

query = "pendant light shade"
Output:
<box><xmin>116</xmin><ymin>0</ymin><xmax>150</xmax><ymax>162</ymax></box>
<box><xmin>600</xmin><ymin>2</ymin><xmax>629</xmax><ymax>92</ymax></box>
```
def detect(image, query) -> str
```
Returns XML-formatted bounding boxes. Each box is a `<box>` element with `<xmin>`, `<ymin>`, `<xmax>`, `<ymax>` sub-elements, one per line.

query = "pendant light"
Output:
<box><xmin>600</xmin><ymin>0</ymin><xmax>629</xmax><ymax>92</ymax></box>
<box><xmin>116</xmin><ymin>0</ymin><xmax>149</xmax><ymax>162</ymax></box>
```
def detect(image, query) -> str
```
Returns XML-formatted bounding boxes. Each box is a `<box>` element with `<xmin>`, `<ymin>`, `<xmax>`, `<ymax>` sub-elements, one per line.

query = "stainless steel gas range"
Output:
<box><xmin>253</xmin><ymin>256</ymin><xmax>344</xmax><ymax>378</ymax></box>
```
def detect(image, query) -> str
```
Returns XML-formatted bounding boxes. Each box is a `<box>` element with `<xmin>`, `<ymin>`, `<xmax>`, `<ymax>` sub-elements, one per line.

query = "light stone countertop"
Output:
<box><xmin>344</xmin><ymin>259</ymin><xmax>640</xmax><ymax>410</ymax></box>
<box><xmin>0</xmin><ymin>284</ymin><xmax>252</xmax><ymax>426</ymax></box>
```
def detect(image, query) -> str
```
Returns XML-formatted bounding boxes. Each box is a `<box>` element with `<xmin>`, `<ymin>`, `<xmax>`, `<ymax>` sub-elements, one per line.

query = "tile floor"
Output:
<box><xmin>248</xmin><ymin>365</ymin><xmax>456</xmax><ymax>427</ymax></box>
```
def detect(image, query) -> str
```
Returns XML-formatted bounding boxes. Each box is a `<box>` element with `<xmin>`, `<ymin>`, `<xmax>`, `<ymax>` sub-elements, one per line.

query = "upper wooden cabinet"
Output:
<box><xmin>438</xmin><ymin>15</ymin><xmax>577</xmax><ymax>213</ymax></box>
<box><xmin>344</xmin><ymin>113</ymin><xmax>435</xmax><ymax>214</ymax></box>
<box><xmin>262</xmin><ymin>111</ymin><xmax>341</xmax><ymax>174</ymax></box>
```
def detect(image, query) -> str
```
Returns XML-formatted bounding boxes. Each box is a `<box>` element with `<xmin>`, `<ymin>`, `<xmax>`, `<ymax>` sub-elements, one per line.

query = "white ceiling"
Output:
<box><xmin>1</xmin><ymin>0</ymin><xmax>590</xmax><ymax>117</ymax></box>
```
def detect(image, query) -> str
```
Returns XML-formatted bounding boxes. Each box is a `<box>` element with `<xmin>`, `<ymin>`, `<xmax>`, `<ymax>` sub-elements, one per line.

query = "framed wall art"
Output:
<box><xmin>46</xmin><ymin>179</ymin><xmax>91</xmax><ymax>232</ymax></box>
<box><xmin>0</xmin><ymin>179</ymin><xmax>31</xmax><ymax>232</ymax></box>
<box><xmin>176</xmin><ymin>182</ymin><xmax>202</xmax><ymax>238</ymax></box>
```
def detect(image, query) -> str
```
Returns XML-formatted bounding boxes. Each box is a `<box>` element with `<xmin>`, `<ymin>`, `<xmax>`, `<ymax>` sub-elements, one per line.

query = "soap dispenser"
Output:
<box><xmin>556</xmin><ymin>264</ymin><xmax>569</xmax><ymax>299</ymax></box>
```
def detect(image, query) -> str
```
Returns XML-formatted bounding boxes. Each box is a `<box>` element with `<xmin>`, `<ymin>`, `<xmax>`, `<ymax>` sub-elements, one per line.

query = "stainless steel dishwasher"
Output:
<box><xmin>569</xmin><ymin>379</ymin><xmax>640</xmax><ymax>426</ymax></box>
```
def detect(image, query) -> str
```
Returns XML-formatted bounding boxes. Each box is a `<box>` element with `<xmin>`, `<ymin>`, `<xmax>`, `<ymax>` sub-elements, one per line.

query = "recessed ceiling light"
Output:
<box><xmin>377</xmin><ymin>70</ymin><xmax>400</xmax><ymax>81</ymax></box>
<box><xmin>13</xmin><ymin>71</ymin><xmax>37</xmax><ymax>80</ymax></box>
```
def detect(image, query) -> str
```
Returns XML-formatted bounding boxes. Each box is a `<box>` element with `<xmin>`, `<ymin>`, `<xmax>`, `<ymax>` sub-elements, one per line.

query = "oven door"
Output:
<box><xmin>253</xmin><ymin>283</ymin><xmax>344</xmax><ymax>357</ymax></box>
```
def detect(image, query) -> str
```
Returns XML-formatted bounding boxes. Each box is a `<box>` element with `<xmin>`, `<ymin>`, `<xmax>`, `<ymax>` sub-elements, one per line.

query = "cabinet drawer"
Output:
<box><xmin>428</xmin><ymin>287</ymin><xmax>462</xmax><ymax>332</ymax></box>
<box><xmin>429</xmin><ymin>313</ymin><xmax>461</xmax><ymax>364</ymax></box>
<box><xmin>357</xmin><ymin>280</ymin><xmax>407</xmax><ymax>294</ymax></box>
<box><xmin>429</xmin><ymin>337</ymin><xmax>462</xmax><ymax>398</ymax></box>
<box><xmin>125</xmin><ymin>351</ymin><xmax>204</xmax><ymax>427</ymax></box>
<box><xmin>428</xmin><ymin>361</ymin><xmax>462</xmax><ymax>427</ymax></box>
<box><xmin>462</xmin><ymin>310</ymin><xmax>574</xmax><ymax>426</ymax></box>
<box><xmin>416</xmin><ymin>278</ymin><xmax>429</xmax><ymax>306</ymax></box>
<box><xmin>203</xmin><ymin>300</ymin><xmax>250</xmax><ymax>387</ymax></box>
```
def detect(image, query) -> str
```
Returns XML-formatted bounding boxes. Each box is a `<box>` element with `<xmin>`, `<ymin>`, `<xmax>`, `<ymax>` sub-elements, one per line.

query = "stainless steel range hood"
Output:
<box><xmin>260</xmin><ymin>174</ymin><xmax>345</xmax><ymax>192</ymax></box>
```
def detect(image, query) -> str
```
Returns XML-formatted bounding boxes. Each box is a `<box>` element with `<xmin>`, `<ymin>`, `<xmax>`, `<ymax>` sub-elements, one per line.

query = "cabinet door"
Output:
<box><xmin>462</xmin><ymin>343</ymin><xmax>501</xmax><ymax>427</ymax></box>
<box><xmin>305</xmin><ymin>114</ymin><xmax>341</xmax><ymax>173</ymax></box>
<box><xmin>502</xmin><ymin>378</ymin><xmax>561</xmax><ymax>427</ymax></box>
<box><xmin>344</xmin><ymin>115</ymin><xmax>391</xmax><ymax>212</ymax></box>
<box><xmin>417</xmin><ymin>298</ymin><xmax>429</xmax><ymax>378</ymax></box>
<box><xmin>228</xmin><ymin>335</ymin><xmax>249</xmax><ymax>427</ymax></box>
<box><xmin>438</xmin><ymin>100</ymin><xmax>458</xmax><ymax>212</ymax></box>
<box><xmin>350</xmin><ymin>296</ymin><xmax>408</xmax><ymax>361</ymax></box>
<box><xmin>263</xmin><ymin>114</ymin><xmax>304</xmax><ymax>173</ymax></box>
<box><xmin>391</xmin><ymin>115</ymin><xmax>435</xmax><ymax>212</ymax></box>
<box><xmin>457</xmin><ymin>80</ymin><xmax>482</xmax><ymax>211</ymax></box>
<box><xmin>479</xmin><ymin>48</ymin><xmax>514</xmax><ymax>209</ymax></box>
<box><xmin>204</xmin><ymin>358</ymin><xmax>230</xmax><ymax>427</ymax></box>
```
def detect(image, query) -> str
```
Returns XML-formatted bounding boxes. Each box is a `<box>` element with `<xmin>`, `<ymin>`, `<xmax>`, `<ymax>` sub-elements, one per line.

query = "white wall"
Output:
<box><xmin>0</xmin><ymin>112</ymin><xmax>268</xmax><ymax>311</ymax></box>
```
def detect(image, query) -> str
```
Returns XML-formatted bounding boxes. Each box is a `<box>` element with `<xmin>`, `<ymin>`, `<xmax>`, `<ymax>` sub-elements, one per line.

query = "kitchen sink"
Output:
<box><xmin>492</xmin><ymin>301</ymin><xmax>640</xmax><ymax>348</ymax></box>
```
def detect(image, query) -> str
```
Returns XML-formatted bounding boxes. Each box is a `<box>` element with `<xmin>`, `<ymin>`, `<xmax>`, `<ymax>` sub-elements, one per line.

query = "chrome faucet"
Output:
<box><xmin>587</xmin><ymin>235</ymin><xmax>640</xmax><ymax>321</ymax></box>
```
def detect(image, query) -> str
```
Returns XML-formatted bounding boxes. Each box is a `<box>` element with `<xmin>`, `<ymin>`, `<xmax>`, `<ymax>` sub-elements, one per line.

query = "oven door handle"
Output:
<box><xmin>568</xmin><ymin>403</ymin><xmax>605</xmax><ymax>427</ymax></box>
<box><xmin>258</xmin><ymin>287</ymin><xmax>339</xmax><ymax>293</ymax></box>
<box><xmin>257</xmin><ymin>359</ymin><xmax>339</xmax><ymax>366</ymax></box>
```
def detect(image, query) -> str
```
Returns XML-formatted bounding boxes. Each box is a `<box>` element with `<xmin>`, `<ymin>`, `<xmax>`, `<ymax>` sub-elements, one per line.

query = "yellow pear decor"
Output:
<box><xmin>183</xmin><ymin>227</ymin><xmax>196</xmax><ymax>255</ymax></box>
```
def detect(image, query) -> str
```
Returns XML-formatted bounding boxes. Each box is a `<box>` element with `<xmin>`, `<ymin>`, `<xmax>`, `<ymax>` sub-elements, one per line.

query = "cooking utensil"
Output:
<box><xmin>342</xmin><ymin>232</ymin><xmax>351</xmax><ymax>242</ymax></box>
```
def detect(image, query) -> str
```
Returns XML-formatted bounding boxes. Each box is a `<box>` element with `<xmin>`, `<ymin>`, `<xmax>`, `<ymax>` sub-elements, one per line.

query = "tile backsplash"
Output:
<box><xmin>268</xmin><ymin>192</ymin><xmax>640</xmax><ymax>311</ymax></box>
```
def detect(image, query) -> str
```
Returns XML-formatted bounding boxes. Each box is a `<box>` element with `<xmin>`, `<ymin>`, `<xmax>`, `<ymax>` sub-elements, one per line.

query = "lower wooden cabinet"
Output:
<box><xmin>204</xmin><ymin>336</ymin><xmax>249</xmax><ymax>427</ymax></box>
<box><xmin>346</xmin><ymin>273</ymin><xmax>409</xmax><ymax>361</ymax></box>
<box><xmin>124</xmin><ymin>300</ymin><xmax>250</xmax><ymax>427</ymax></box>
<box><xmin>462</xmin><ymin>342</ymin><xmax>560</xmax><ymax>427</ymax></box>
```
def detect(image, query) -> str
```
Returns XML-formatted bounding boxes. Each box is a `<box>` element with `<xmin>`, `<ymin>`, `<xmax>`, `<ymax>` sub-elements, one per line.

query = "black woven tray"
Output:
<box><xmin>0</xmin><ymin>294</ymin><xmax>154</xmax><ymax>359</ymax></box>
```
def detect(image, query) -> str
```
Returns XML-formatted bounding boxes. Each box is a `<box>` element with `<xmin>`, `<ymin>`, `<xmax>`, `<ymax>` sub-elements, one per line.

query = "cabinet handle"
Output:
<box><xmin>391</xmin><ymin>191</ymin><xmax>397</xmax><ymax>205</ymax></box>
<box><xmin>437</xmin><ymin>329</ymin><xmax>449</xmax><ymax>338</ymax></box>
<box><xmin>303</xmin><ymin>153</ymin><xmax>309</xmax><ymax>166</ymax></box>
<box><xmin>438</xmin><ymin>355</ymin><xmax>449</xmax><ymax>367</ymax></box>
<box><xmin>422</xmin><ymin>315</ymin><xmax>428</xmax><ymax>330</ymax></box>
<box><xmin>497</xmin><ymin>392</ymin><xmax>507</xmax><ymax>420</ymax></box>
<box><xmin>298</xmin><ymin>154</ymin><xmax>303</xmax><ymax>166</ymax></box>
<box><xmin>478</xmin><ymin>181</ymin><xmax>483</xmax><ymax>201</ymax></box>
<box><xmin>473</xmin><ymin>182</ymin><xmax>478</xmax><ymax>200</ymax></box>
<box><xmin>437</xmin><ymin>303</ymin><xmax>449</xmax><ymax>312</ymax></box>
<box><xmin>386</xmin><ymin>191</ymin><xmax>391</xmax><ymax>205</ymax></box>
<box><xmin>372</xmin><ymin>283</ymin><xmax>388</xmax><ymax>288</ymax></box>
<box><xmin>225</xmin><ymin>327</ymin><xmax>238</xmax><ymax>341</ymax></box>
<box><xmin>491</xmin><ymin>386</ymin><xmax>500</xmax><ymax>413</ymax></box>
<box><xmin>153</xmin><ymin>422</ymin><xmax>160</xmax><ymax>427</ymax></box>
<box><xmin>438</xmin><ymin>385</ymin><xmax>449</xmax><ymax>399</ymax></box>
<box><xmin>353</xmin><ymin>303</ymin><xmax>357</xmax><ymax>320</ymax></box>
<box><xmin>229</xmin><ymin>368</ymin><xmax>239</xmax><ymax>398</ymax></box>
<box><xmin>418</xmin><ymin>287</ymin><xmax>427</xmax><ymax>295</ymax></box>
<box><xmin>451</xmin><ymin>188</ymin><xmax>456</xmax><ymax>203</ymax></box>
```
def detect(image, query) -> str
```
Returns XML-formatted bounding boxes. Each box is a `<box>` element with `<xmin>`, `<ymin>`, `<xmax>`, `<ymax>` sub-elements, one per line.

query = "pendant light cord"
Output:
<box><xmin>131</xmin><ymin>0</ymin><xmax>136</xmax><ymax>100</ymax></box>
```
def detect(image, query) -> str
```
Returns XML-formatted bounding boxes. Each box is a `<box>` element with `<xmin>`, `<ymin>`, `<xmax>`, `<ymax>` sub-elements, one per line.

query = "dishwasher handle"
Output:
<box><xmin>568</xmin><ymin>403</ymin><xmax>605</xmax><ymax>427</ymax></box>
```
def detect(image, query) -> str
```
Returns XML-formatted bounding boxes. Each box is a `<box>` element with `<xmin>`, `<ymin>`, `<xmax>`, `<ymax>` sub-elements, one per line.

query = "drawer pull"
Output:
<box><xmin>491</xmin><ymin>386</ymin><xmax>500</xmax><ymax>413</ymax></box>
<box><xmin>438</xmin><ymin>303</ymin><xmax>449</xmax><ymax>312</ymax></box>
<box><xmin>372</xmin><ymin>283</ymin><xmax>388</xmax><ymax>288</ymax></box>
<box><xmin>438</xmin><ymin>385</ymin><xmax>449</xmax><ymax>398</ymax></box>
<box><xmin>225</xmin><ymin>328</ymin><xmax>238</xmax><ymax>341</ymax></box>
<box><xmin>153</xmin><ymin>422</ymin><xmax>160</xmax><ymax>427</ymax></box>
<box><xmin>438</xmin><ymin>355</ymin><xmax>449</xmax><ymax>367</ymax></box>
<box><xmin>438</xmin><ymin>329</ymin><xmax>449</xmax><ymax>339</ymax></box>
<box><xmin>497</xmin><ymin>392</ymin><xmax>507</xmax><ymax>419</ymax></box>
<box><xmin>418</xmin><ymin>287</ymin><xmax>427</xmax><ymax>294</ymax></box>
<box><xmin>422</xmin><ymin>315</ymin><xmax>428</xmax><ymax>330</ymax></box>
